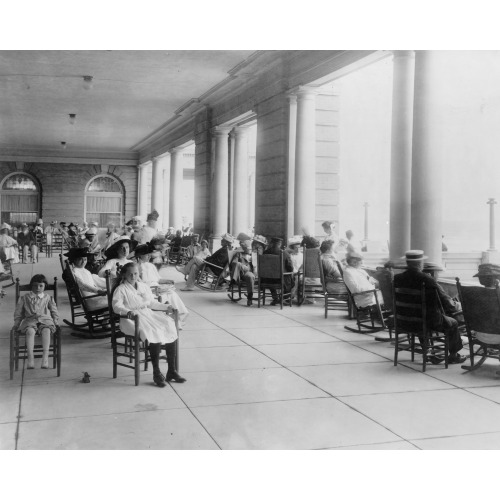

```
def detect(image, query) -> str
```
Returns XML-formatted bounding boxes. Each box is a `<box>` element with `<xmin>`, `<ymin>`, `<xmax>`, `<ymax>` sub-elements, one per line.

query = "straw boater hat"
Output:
<box><xmin>221</xmin><ymin>233</ymin><xmax>235</xmax><ymax>244</ymax></box>
<box><xmin>403</xmin><ymin>250</ymin><xmax>428</xmax><ymax>261</ymax></box>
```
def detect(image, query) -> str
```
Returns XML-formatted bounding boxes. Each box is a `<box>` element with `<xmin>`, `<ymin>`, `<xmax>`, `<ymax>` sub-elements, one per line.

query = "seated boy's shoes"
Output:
<box><xmin>449</xmin><ymin>353</ymin><xmax>467</xmax><ymax>364</ymax></box>
<box><xmin>166</xmin><ymin>370</ymin><xmax>186</xmax><ymax>383</ymax></box>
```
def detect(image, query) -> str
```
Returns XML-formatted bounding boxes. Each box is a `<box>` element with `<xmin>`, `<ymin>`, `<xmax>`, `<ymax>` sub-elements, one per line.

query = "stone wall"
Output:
<box><xmin>0</xmin><ymin>161</ymin><xmax>137</xmax><ymax>225</ymax></box>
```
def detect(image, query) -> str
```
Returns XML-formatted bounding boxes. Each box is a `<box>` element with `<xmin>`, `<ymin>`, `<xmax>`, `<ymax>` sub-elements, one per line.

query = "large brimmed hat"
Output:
<box><xmin>0</xmin><ymin>222</ymin><xmax>11</xmax><ymax>230</ymax></box>
<box><xmin>64</xmin><ymin>248</ymin><xmax>93</xmax><ymax>261</ymax></box>
<box><xmin>253</xmin><ymin>235</ymin><xmax>268</xmax><ymax>246</ymax></box>
<box><xmin>403</xmin><ymin>250</ymin><xmax>428</xmax><ymax>261</ymax></box>
<box><xmin>85</xmin><ymin>228</ymin><xmax>98</xmax><ymax>236</ymax></box>
<box><xmin>474</xmin><ymin>263</ymin><xmax>500</xmax><ymax>277</ymax></box>
<box><xmin>129</xmin><ymin>243</ymin><xmax>155</xmax><ymax>258</ymax></box>
<box><xmin>221</xmin><ymin>233</ymin><xmax>235</xmax><ymax>243</ymax></box>
<box><xmin>104</xmin><ymin>237</ymin><xmax>132</xmax><ymax>259</ymax></box>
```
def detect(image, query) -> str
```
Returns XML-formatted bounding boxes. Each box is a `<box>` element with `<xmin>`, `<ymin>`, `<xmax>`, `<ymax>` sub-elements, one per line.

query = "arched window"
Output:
<box><xmin>0</xmin><ymin>173</ymin><xmax>40</xmax><ymax>226</ymax></box>
<box><xmin>85</xmin><ymin>175</ymin><xmax>123</xmax><ymax>228</ymax></box>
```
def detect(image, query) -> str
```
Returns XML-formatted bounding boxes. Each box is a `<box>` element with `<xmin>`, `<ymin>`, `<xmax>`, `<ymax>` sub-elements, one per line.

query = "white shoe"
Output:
<box><xmin>27</xmin><ymin>357</ymin><xmax>35</xmax><ymax>369</ymax></box>
<box><xmin>41</xmin><ymin>356</ymin><xmax>49</xmax><ymax>369</ymax></box>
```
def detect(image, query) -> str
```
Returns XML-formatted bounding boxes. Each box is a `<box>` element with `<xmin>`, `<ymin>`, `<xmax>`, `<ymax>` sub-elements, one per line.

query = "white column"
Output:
<box><xmin>232</xmin><ymin>125</ymin><xmax>250</xmax><ymax>236</ymax></box>
<box><xmin>169</xmin><ymin>148</ymin><xmax>183</xmax><ymax>230</ymax></box>
<box><xmin>151</xmin><ymin>157</ymin><xmax>163</xmax><ymax>219</ymax></box>
<box><xmin>228</xmin><ymin>130</ymin><xmax>236</xmax><ymax>234</ymax></box>
<box><xmin>138</xmin><ymin>164</ymin><xmax>149</xmax><ymax>217</ymax></box>
<box><xmin>488</xmin><ymin>198</ymin><xmax>497</xmax><ymax>251</ymax></box>
<box><xmin>212</xmin><ymin>126</ymin><xmax>231</xmax><ymax>239</ymax></box>
<box><xmin>411</xmin><ymin>51</ymin><xmax>445</xmax><ymax>264</ymax></box>
<box><xmin>294</xmin><ymin>86</ymin><xmax>316</xmax><ymax>236</ymax></box>
<box><xmin>389</xmin><ymin>50</ymin><xmax>415</xmax><ymax>260</ymax></box>
<box><xmin>287</xmin><ymin>93</ymin><xmax>298</xmax><ymax>238</ymax></box>
<box><xmin>161</xmin><ymin>155</ymin><xmax>171</xmax><ymax>230</ymax></box>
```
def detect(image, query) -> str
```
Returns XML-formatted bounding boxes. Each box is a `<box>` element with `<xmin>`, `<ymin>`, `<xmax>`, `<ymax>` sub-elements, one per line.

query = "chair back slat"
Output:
<box><xmin>393</xmin><ymin>283</ymin><xmax>427</xmax><ymax>334</ymax></box>
<box><xmin>257</xmin><ymin>254</ymin><xmax>281</xmax><ymax>279</ymax></box>
<box><xmin>457</xmin><ymin>279</ymin><xmax>500</xmax><ymax>335</ymax></box>
<box><xmin>303</xmin><ymin>248</ymin><xmax>321</xmax><ymax>279</ymax></box>
<box><xmin>15</xmin><ymin>277</ymin><xmax>58</xmax><ymax>305</ymax></box>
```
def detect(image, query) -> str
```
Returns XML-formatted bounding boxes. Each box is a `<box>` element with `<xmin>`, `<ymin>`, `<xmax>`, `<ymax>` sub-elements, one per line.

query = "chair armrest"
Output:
<box><xmin>351</xmin><ymin>289</ymin><xmax>377</xmax><ymax>298</ymax></box>
<box><xmin>201</xmin><ymin>260</ymin><xmax>224</xmax><ymax>270</ymax></box>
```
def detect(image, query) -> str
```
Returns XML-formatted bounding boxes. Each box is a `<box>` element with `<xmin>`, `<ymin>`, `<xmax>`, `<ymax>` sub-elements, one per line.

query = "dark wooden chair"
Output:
<box><xmin>319</xmin><ymin>259</ymin><xmax>350</xmax><ymax>318</ymax></box>
<box><xmin>257</xmin><ymin>251</ymin><xmax>293</xmax><ymax>309</ymax></box>
<box><xmin>105</xmin><ymin>271</ymin><xmax>180</xmax><ymax>386</ymax></box>
<box><xmin>393</xmin><ymin>283</ymin><xmax>449</xmax><ymax>372</ymax></box>
<box><xmin>193</xmin><ymin>253</ymin><xmax>233</xmax><ymax>292</ymax></box>
<box><xmin>9</xmin><ymin>277</ymin><xmax>61</xmax><ymax>379</ymax></box>
<box><xmin>456</xmin><ymin>278</ymin><xmax>500</xmax><ymax>372</ymax></box>
<box><xmin>62</xmin><ymin>259</ymin><xmax>111</xmax><ymax>339</ymax></box>
<box><xmin>175</xmin><ymin>236</ymin><xmax>194</xmax><ymax>265</ymax></box>
<box><xmin>60</xmin><ymin>253</ymin><xmax>88</xmax><ymax>332</ymax></box>
<box><xmin>297</xmin><ymin>247</ymin><xmax>324</xmax><ymax>306</ymax></box>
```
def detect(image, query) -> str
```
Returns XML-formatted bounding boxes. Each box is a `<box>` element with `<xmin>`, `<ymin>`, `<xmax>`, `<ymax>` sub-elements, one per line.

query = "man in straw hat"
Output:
<box><xmin>473</xmin><ymin>263</ymin><xmax>500</xmax><ymax>288</ymax></box>
<box><xmin>343</xmin><ymin>251</ymin><xmax>384</xmax><ymax>309</ymax></box>
<box><xmin>229</xmin><ymin>233</ymin><xmax>257</xmax><ymax>306</ymax></box>
<box><xmin>393</xmin><ymin>250</ymin><xmax>466</xmax><ymax>364</ymax></box>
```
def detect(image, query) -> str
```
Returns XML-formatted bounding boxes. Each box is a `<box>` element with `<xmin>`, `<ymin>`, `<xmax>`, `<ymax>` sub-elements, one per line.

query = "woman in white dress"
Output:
<box><xmin>132</xmin><ymin>244</ymin><xmax>189</xmax><ymax>328</ymax></box>
<box><xmin>65</xmin><ymin>248</ymin><xmax>109</xmax><ymax>310</ymax></box>
<box><xmin>98</xmin><ymin>237</ymin><xmax>133</xmax><ymax>278</ymax></box>
<box><xmin>0</xmin><ymin>223</ymin><xmax>19</xmax><ymax>264</ymax></box>
<box><xmin>112</xmin><ymin>262</ymin><xmax>186</xmax><ymax>387</ymax></box>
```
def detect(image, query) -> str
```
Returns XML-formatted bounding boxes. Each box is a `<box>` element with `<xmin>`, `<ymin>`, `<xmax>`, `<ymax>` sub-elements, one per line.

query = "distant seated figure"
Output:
<box><xmin>17</xmin><ymin>223</ymin><xmax>38</xmax><ymax>264</ymax></box>
<box><xmin>170</xmin><ymin>230</ymin><xmax>183</xmax><ymax>253</ymax></box>
<box><xmin>288</xmin><ymin>235</ymin><xmax>303</xmax><ymax>301</ymax></box>
<box><xmin>474</xmin><ymin>263</ymin><xmax>500</xmax><ymax>288</ymax></box>
<box><xmin>180</xmin><ymin>233</ymin><xmax>234</xmax><ymax>291</ymax></box>
<box><xmin>142</xmin><ymin>210</ymin><xmax>159</xmax><ymax>243</ymax></box>
<box><xmin>343</xmin><ymin>251</ymin><xmax>383</xmax><ymax>308</ymax></box>
<box><xmin>102</xmin><ymin>222</ymin><xmax>120</xmax><ymax>251</ymax></box>
<box><xmin>0</xmin><ymin>223</ymin><xmax>19</xmax><ymax>265</ymax></box>
<box><xmin>185</xmin><ymin>234</ymin><xmax>201</xmax><ymax>260</ymax></box>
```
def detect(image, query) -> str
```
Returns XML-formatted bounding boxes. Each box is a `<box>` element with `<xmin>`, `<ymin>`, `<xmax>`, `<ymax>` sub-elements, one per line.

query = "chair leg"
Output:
<box><xmin>134</xmin><ymin>337</ymin><xmax>140</xmax><ymax>386</ymax></box>
<box><xmin>394</xmin><ymin>332</ymin><xmax>399</xmax><ymax>366</ymax></box>
<box><xmin>10</xmin><ymin>330</ymin><xmax>15</xmax><ymax>380</ymax></box>
<box><xmin>56</xmin><ymin>330</ymin><xmax>61</xmax><ymax>377</ymax></box>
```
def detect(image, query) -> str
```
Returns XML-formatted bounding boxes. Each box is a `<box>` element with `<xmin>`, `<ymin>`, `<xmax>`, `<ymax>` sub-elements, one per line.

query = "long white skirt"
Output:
<box><xmin>4</xmin><ymin>246</ymin><xmax>19</xmax><ymax>263</ymax></box>
<box><xmin>119</xmin><ymin>308</ymin><xmax>178</xmax><ymax>344</ymax></box>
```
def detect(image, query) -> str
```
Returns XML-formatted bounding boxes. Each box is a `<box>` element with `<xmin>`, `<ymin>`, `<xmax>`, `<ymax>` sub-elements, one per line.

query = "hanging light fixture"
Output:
<box><xmin>82</xmin><ymin>76</ymin><xmax>93</xmax><ymax>90</ymax></box>
<box><xmin>69</xmin><ymin>113</ymin><xmax>76</xmax><ymax>125</ymax></box>
<box><xmin>61</xmin><ymin>141</ymin><xmax>67</xmax><ymax>149</ymax></box>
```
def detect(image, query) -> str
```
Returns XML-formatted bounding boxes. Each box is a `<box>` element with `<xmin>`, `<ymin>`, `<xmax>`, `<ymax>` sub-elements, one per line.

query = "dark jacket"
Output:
<box><xmin>393</xmin><ymin>267</ymin><xmax>458</xmax><ymax>328</ymax></box>
<box><xmin>205</xmin><ymin>247</ymin><xmax>230</xmax><ymax>275</ymax></box>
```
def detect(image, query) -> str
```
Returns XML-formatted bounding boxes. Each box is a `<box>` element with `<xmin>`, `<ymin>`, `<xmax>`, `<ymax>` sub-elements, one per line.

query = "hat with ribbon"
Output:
<box><xmin>221</xmin><ymin>233</ymin><xmax>235</xmax><ymax>243</ymax></box>
<box><xmin>104</xmin><ymin>237</ymin><xmax>132</xmax><ymax>259</ymax></box>
<box><xmin>253</xmin><ymin>235</ymin><xmax>268</xmax><ymax>247</ymax></box>
<box><xmin>90</xmin><ymin>221</ymin><xmax>99</xmax><ymax>227</ymax></box>
<box><xmin>403</xmin><ymin>250</ymin><xmax>428</xmax><ymax>261</ymax></box>
<box><xmin>474</xmin><ymin>263</ymin><xmax>500</xmax><ymax>277</ymax></box>
<box><xmin>64</xmin><ymin>247</ymin><xmax>93</xmax><ymax>261</ymax></box>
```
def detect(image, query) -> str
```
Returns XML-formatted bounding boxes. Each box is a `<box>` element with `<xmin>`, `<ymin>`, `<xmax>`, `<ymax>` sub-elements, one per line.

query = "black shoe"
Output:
<box><xmin>428</xmin><ymin>355</ymin><xmax>444</xmax><ymax>365</ymax></box>
<box><xmin>449</xmin><ymin>353</ymin><xmax>467</xmax><ymax>364</ymax></box>
<box><xmin>270</xmin><ymin>300</ymin><xmax>279</xmax><ymax>306</ymax></box>
<box><xmin>247</xmin><ymin>298</ymin><xmax>252</xmax><ymax>307</ymax></box>
<box><xmin>166</xmin><ymin>370</ymin><xmax>186</xmax><ymax>383</ymax></box>
<box><xmin>153</xmin><ymin>370</ymin><xmax>166</xmax><ymax>387</ymax></box>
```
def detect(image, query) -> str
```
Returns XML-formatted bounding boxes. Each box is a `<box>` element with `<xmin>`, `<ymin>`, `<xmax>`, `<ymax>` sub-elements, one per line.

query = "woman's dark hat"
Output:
<box><xmin>104</xmin><ymin>237</ymin><xmax>132</xmax><ymax>259</ymax></box>
<box><xmin>64</xmin><ymin>248</ymin><xmax>92</xmax><ymax>261</ymax></box>
<box><xmin>130</xmin><ymin>242</ymin><xmax>155</xmax><ymax>258</ymax></box>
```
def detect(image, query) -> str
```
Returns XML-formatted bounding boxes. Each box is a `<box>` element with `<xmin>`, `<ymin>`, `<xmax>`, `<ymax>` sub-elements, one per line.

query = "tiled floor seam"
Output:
<box><xmin>410</xmin><ymin>428</ymin><xmax>500</xmax><ymax>443</ymax></box>
<box><xmin>166</xmin><ymin>383</ymin><xmax>222</xmax><ymax>450</ymax></box>
<box><xmin>181</xmin><ymin>395</ymin><xmax>331</xmax><ymax>410</ymax></box>
<box><xmin>315</xmin><ymin>440</ymin><xmax>421</xmax><ymax>450</ymax></box>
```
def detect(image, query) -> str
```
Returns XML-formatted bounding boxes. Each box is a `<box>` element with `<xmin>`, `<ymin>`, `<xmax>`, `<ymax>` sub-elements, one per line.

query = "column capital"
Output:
<box><xmin>169</xmin><ymin>146</ymin><xmax>184</xmax><ymax>155</ymax></box>
<box><xmin>295</xmin><ymin>85</ymin><xmax>319</xmax><ymax>99</ymax></box>
<box><xmin>232</xmin><ymin>125</ymin><xmax>250</xmax><ymax>138</ymax></box>
<box><xmin>211</xmin><ymin>125</ymin><xmax>232</xmax><ymax>137</ymax></box>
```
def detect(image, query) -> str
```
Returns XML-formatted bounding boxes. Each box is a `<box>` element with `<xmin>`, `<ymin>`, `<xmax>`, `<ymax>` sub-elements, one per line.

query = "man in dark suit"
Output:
<box><xmin>394</xmin><ymin>250</ymin><xmax>466</xmax><ymax>364</ymax></box>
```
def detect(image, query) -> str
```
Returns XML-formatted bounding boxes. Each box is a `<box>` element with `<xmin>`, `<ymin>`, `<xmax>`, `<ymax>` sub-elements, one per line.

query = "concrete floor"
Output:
<box><xmin>2</xmin><ymin>255</ymin><xmax>500</xmax><ymax>450</ymax></box>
